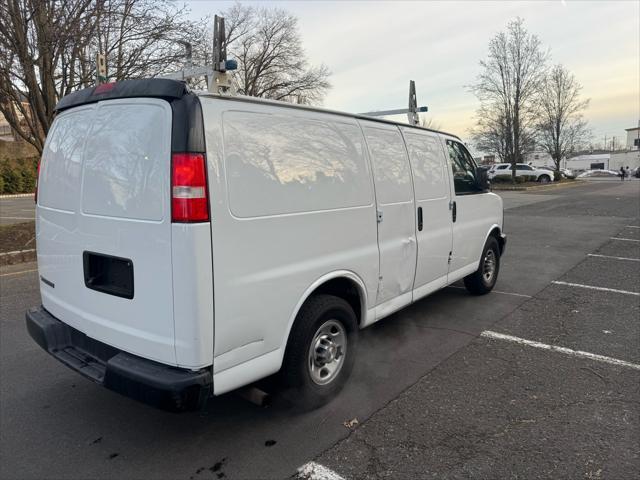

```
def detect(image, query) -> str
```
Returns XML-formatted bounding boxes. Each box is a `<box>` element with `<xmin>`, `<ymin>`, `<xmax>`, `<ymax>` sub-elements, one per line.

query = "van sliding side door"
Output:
<box><xmin>360</xmin><ymin>122</ymin><xmax>417</xmax><ymax>319</ymax></box>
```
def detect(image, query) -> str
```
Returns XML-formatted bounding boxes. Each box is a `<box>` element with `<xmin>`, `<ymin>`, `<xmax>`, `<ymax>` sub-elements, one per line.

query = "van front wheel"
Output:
<box><xmin>464</xmin><ymin>236</ymin><xmax>500</xmax><ymax>295</ymax></box>
<box><xmin>281</xmin><ymin>294</ymin><xmax>358</xmax><ymax>410</ymax></box>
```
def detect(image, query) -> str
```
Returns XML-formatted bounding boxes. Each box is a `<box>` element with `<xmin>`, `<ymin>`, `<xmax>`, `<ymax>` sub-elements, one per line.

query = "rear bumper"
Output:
<box><xmin>26</xmin><ymin>306</ymin><xmax>212</xmax><ymax>412</ymax></box>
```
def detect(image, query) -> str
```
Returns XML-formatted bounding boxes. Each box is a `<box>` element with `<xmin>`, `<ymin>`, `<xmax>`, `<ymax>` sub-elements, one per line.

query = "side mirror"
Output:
<box><xmin>475</xmin><ymin>167</ymin><xmax>490</xmax><ymax>192</ymax></box>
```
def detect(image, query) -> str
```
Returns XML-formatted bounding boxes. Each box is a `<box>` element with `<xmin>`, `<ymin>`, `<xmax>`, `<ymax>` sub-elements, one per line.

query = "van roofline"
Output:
<box><xmin>54</xmin><ymin>78</ymin><xmax>461</xmax><ymax>141</ymax></box>
<box><xmin>196</xmin><ymin>91</ymin><xmax>461</xmax><ymax>140</ymax></box>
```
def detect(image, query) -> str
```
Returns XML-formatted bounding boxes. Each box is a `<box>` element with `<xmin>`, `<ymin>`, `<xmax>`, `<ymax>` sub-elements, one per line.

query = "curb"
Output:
<box><xmin>0</xmin><ymin>193</ymin><xmax>34</xmax><ymax>199</ymax></box>
<box><xmin>0</xmin><ymin>249</ymin><xmax>36</xmax><ymax>266</ymax></box>
<box><xmin>491</xmin><ymin>181</ymin><xmax>586</xmax><ymax>192</ymax></box>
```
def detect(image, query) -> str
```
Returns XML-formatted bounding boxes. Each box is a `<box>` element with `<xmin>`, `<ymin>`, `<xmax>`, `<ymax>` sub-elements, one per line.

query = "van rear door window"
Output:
<box><xmin>39</xmin><ymin>108</ymin><xmax>92</xmax><ymax>211</ymax></box>
<box><xmin>223</xmin><ymin>112</ymin><xmax>372</xmax><ymax>217</ymax></box>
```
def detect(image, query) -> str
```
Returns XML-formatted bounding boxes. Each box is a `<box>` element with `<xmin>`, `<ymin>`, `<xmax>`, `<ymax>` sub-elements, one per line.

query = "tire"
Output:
<box><xmin>464</xmin><ymin>236</ymin><xmax>500</xmax><ymax>295</ymax></box>
<box><xmin>538</xmin><ymin>174</ymin><xmax>551</xmax><ymax>184</ymax></box>
<box><xmin>280</xmin><ymin>294</ymin><xmax>358</xmax><ymax>410</ymax></box>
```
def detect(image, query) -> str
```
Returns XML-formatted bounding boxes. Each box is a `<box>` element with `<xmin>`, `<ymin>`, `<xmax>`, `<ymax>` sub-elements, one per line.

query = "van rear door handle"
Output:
<box><xmin>452</xmin><ymin>201</ymin><xmax>457</xmax><ymax>223</ymax></box>
<box><xmin>417</xmin><ymin>206</ymin><xmax>423</xmax><ymax>231</ymax></box>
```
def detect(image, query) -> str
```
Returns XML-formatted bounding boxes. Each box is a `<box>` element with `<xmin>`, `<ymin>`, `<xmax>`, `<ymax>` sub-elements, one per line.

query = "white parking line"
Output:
<box><xmin>587</xmin><ymin>253</ymin><xmax>640</xmax><ymax>262</ymax></box>
<box><xmin>297</xmin><ymin>462</ymin><xmax>345</xmax><ymax>480</ymax></box>
<box><xmin>447</xmin><ymin>285</ymin><xmax>532</xmax><ymax>298</ymax></box>
<box><xmin>610</xmin><ymin>237</ymin><xmax>640</xmax><ymax>242</ymax></box>
<box><xmin>481</xmin><ymin>331</ymin><xmax>640</xmax><ymax>371</ymax></box>
<box><xmin>552</xmin><ymin>280</ymin><xmax>639</xmax><ymax>297</ymax></box>
<box><xmin>0</xmin><ymin>248</ymin><xmax>36</xmax><ymax>256</ymax></box>
<box><xmin>625</xmin><ymin>225</ymin><xmax>640</xmax><ymax>229</ymax></box>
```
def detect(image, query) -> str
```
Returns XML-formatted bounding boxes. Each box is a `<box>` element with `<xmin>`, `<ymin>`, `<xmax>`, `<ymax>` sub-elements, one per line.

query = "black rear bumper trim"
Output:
<box><xmin>26</xmin><ymin>306</ymin><xmax>212</xmax><ymax>412</ymax></box>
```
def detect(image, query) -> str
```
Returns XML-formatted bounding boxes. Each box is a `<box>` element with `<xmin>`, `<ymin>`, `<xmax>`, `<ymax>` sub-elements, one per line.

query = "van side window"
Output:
<box><xmin>364</xmin><ymin>127</ymin><xmax>412</xmax><ymax>204</ymax></box>
<box><xmin>446</xmin><ymin>140</ymin><xmax>480</xmax><ymax>195</ymax></box>
<box><xmin>224</xmin><ymin>112</ymin><xmax>372</xmax><ymax>217</ymax></box>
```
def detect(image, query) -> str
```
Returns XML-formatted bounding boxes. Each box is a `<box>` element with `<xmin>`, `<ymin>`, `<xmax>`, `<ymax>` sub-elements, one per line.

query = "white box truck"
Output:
<box><xmin>26</xmin><ymin>79</ymin><xmax>506</xmax><ymax>411</ymax></box>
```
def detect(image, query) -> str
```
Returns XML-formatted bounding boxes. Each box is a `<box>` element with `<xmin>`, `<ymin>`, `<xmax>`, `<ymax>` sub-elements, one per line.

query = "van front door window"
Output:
<box><xmin>446</xmin><ymin>140</ymin><xmax>480</xmax><ymax>195</ymax></box>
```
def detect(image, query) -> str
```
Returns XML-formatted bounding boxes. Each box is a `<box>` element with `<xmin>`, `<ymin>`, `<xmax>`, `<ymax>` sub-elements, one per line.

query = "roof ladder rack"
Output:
<box><xmin>359</xmin><ymin>80</ymin><xmax>427</xmax><ymax>125</ymax></box>
<box><xmin>159</xmin><ymin>15</ymin><xmax>237</xmax><ymax>94</ymax></box>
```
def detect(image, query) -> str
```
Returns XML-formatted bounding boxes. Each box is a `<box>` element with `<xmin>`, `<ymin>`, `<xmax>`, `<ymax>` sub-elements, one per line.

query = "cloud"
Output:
<box><xmin>186</xmin><ymin>1</ymin><xmax>639</xmax><ymax>141</ymax></box>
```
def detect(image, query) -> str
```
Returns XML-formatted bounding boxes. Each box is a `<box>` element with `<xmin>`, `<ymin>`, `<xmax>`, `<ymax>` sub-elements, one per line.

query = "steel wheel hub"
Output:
<box><xmin>308</xmin><ymin>319</ymin><xmax>347</xmax><ymax>385</ymax></box>
<box><xmin>482</xmin><ymin>249</ymin><xmax>496</xmax><ymax>283</ymax></box>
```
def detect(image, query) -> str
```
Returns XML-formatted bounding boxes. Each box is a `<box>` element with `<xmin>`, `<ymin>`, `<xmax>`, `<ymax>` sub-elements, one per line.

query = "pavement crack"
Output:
<box><xmin>580</xmin><ymin>366</ymin><xmax>609</xmax><ymax>384</ymax></box>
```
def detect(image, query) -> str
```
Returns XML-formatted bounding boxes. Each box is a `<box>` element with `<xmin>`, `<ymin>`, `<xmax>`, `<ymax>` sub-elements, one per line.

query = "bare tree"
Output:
<box><xmin>419</xmin><ymin>115</ymin><xmax>441</xmax><ymax>131</ymax></box>
<box><xmin>0</xmin><ymin>0</ymin><xmax>203</xmax><ymax>154</ymax></box>
<box><xmin>94</xmin><ymin>0</ymin><xmax>205</xmax><ymax>82</ymax></box>
<box><xmin>215</xmin><ymin>4</ymin><xmax>331</xmax><ymax>104</ymax></box>
<box><xmin>469</xmin><ymin>18</ymin><xmax>548</xmax><ymax>179</ymax></box>
<box><xmin>536</xmin><ymin>64</ymin><xmax>590</xmax><ymax>174</ymax></box>
<box><xmin>0</xmin><ymin>0</ymin><xmax>100</xmax><ymax>152</ymax></box>
<box><xmin>470</xmin><ymin>105</ymin><xmax>509</xmax><ymax>163</ymax></box>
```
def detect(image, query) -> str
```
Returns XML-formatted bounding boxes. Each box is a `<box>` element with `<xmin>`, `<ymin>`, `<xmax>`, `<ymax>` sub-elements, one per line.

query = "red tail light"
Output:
<box><xmin>93</xmin><ymin>82</ymin><xmax>116</xmax><ymax>95</ymax></box>
<box><xmin>34</xmin><ymin>160</ymin><xmax>41</xmax><ymax>204</ymax></box>
<box><xmin>171</xmin><ymin>153</ymin><xmax>210</xmax><ymax>222</ymax></box>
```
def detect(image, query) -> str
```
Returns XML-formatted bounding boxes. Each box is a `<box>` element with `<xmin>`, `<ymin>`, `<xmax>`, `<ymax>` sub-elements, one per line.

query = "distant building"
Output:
<box><xmin>610</xmin><ymin>150</ymin><xmax>640</xmax><ymax>171</ymax></box>
<box><xmin>626</xmin><ymin>126</ymin><xmax>640</xmax><ymax>150</ymax></box>
<box><xmin>565</xmin><ymin>153</ymin><xmax>611</xmax><ymax>172</ymax></box>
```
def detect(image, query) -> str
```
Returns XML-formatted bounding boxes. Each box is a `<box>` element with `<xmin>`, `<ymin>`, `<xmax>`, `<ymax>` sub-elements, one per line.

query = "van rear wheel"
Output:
<box><xmin>280</xmin><ymin>294</ymin><xmax>357</xmax><ymax>410</ymax></box>
<box><xmin>464</xmin><ymin>236</ymin><xmax>500</xmax><ymax>295</ymax></box>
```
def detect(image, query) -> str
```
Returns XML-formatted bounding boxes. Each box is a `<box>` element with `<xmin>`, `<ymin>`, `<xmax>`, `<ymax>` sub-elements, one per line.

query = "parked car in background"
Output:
<box><xmin>488</xmin><ymin>163</ymin><xmax>553</xmax><ymax>183</ymax></box>
<box><xmin>577</xmin><ymin>169</ymin><xmax>621</xmax><ymax>179</ymax></box>
<box><xmin>538</xmin><ymin>166</ymin><xmax>576</xmax><ymax>179</ymax></box>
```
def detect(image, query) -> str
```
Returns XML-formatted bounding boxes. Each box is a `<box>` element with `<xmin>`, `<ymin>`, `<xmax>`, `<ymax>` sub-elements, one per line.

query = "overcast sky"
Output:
<box><xmin>185</xmin><ymin>0</ymin><xmax>639</xmax><ymax>150</ymax></box>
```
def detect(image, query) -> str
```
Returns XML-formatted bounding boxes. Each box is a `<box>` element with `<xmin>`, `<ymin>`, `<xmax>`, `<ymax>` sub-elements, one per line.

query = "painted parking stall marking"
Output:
<box><xmin>587</xmin><ymin>254</ymin><xmax>640</xmax><ymax>262</ymax></box>
<box><xmin>610</xmin><ymin>237</ymin><xmax>640</xmax><ymax>242</ymax></box>
<box><xmin>481</xmin><ymin>331</ymin><xmax>640</xmax><ymax>371</ymax></box>
<box><xmin>551</xmin><ymin>280</ymin><xmax>639</xmax><ymax>297</ymax></box>
<box><xmin>297</xmin><ymin>462</ymin><xmax>346</xmax><ymax>480</ymax></box>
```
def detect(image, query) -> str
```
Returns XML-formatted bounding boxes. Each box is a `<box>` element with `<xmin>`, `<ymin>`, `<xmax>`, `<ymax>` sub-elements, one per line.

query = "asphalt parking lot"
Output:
<box><xmin>1</xmin><ymin>180</ymin><xmax>638</xmax><ymax>479</ymax></box>
<box><xmin>0</xmin><ymin>195</ymin><xmax>35</xmax><ymax>226</ymax></box>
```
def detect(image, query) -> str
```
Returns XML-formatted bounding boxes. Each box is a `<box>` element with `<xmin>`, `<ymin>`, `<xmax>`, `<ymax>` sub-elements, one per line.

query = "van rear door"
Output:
<box><xmin>37</xmin><ymin>98</ymin><xmax>177</xmax><ymax>365</ymax></box>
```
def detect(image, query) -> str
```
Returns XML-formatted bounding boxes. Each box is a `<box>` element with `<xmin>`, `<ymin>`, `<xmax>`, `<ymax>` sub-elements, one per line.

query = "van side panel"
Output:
<box><xmin>200</xmin><ymin>98</ymin><xmax>379</xmax><ymax>388</ymax></box>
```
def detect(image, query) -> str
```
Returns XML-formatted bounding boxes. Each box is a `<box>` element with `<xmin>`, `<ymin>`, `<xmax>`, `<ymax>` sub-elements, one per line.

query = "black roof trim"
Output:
<box><xmin>55</xmin><ymin>79</ymin><xmax>189</xmax><ymax>112</ymax></box>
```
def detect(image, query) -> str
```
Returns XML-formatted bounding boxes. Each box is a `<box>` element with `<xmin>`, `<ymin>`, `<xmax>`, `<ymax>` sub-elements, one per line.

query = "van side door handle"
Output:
<box><xmin>417</xmin><ymin>206</ymin><xmax>423</xmax><ymax>231</ymax></box>
<box><xmin>451</xmin><ymin>201</ymin><xmax>457</xmax><ymax>223</ymax></box>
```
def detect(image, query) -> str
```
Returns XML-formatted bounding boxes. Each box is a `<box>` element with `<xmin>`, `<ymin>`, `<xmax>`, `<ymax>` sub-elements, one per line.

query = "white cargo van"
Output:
<box><xmin>27</xmin><ymin>79</ymin><xmax>506</xmax><ymax>411</ymax></box>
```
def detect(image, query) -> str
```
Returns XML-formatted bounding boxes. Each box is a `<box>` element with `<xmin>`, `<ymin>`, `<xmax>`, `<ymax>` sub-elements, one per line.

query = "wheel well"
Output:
<box><xmin>489</xmin><ymin>227</ymin><xmax>505</xmax><ymax>255</ymax></box>
<box><xmin>310</xmin><ymin>277</ymin><xmax>363</xmax><ymax>325</ymax></box>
